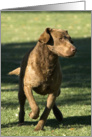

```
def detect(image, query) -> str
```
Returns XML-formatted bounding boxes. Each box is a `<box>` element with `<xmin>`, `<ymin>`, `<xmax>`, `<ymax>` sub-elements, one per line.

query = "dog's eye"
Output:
<box><xmin>59</xmin><ymin>38</ymin><xmax>63</xmax><ymax>40</ymax></box>
<box><xmin>69</xmin><ymin>37</ymin><xmax>74</xmax><ymax>44</ymax></box>
<box><xmin>71</xmin><ymin>40</ymin><xmax>74</xmax><ymax>44</ymax></box>
<box><xmin>64</xmin><ymin>36</ymin><xmax>67</xmax><ymax>39</ymax></box>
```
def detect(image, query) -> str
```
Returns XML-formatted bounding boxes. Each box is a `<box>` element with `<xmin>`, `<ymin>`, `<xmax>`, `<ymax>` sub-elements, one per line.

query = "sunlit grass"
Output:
<box><xmin>1</xmin><ymin>12</ymin><xmax>91</xmax><ymax>43</ymax></box>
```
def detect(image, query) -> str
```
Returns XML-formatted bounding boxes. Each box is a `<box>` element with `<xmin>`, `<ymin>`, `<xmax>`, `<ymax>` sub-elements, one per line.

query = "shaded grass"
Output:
<box><xmin>1</xmin><ymin>37</ymin><xmax>91</xmax><ymax>88</ymax></box>
<box><xmin>1</xmin><ymin>11</ymin><xmax>91</xmax><ymax>136</ymax></box>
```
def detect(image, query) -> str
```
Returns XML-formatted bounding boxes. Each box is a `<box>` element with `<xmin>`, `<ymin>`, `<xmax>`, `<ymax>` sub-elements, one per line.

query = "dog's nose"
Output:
<box><xmin>71</xmin><ymin>47</ymin><xmax>77</xmax><ymax>53</ymax></box>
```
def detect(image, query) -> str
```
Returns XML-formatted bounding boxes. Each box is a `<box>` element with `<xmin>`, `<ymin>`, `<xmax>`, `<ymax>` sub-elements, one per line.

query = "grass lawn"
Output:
<box><xmin>1</xmin><ymin>11</ymin><xmax>91</xmax><ymax>136</ymax></box>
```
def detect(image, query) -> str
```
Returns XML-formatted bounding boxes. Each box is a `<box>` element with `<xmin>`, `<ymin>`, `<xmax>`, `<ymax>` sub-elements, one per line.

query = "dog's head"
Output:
<box><xmin>38</xmin><ymin>28</ymin><xmax>77</xmax><ymax>57</ymax></box>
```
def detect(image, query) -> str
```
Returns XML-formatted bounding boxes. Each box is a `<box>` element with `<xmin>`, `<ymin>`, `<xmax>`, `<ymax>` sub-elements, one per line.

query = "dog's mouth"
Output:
<box><xmin>66</xmin><ymin>51</ymin><xmax>76</xmax><ymax>58</ymax></box>
<box><xmin>58</xmin><ymin>48</ymin><xmax>77</xmax><ymax>58</ymax></box>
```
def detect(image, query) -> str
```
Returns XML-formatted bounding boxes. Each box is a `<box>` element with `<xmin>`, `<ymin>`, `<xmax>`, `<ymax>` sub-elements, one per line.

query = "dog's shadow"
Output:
<box><xmin>1</xmin><ymin>115</ymin><xmax>91</xmax><ymax>129</ymax></box>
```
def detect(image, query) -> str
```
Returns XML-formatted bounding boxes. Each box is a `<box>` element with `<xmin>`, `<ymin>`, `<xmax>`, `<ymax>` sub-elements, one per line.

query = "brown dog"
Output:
<box><xmin>9</xmin><ymin>28</ymin><xmax>76</xmax><ymax>131</ymax></box>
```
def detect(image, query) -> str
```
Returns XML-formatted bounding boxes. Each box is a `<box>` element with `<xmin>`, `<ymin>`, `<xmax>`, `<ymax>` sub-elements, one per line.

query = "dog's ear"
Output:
<box><xmin>38</xmin><ymin>28</ymin><xmax>52</xmax><ymax>44</ymax></box>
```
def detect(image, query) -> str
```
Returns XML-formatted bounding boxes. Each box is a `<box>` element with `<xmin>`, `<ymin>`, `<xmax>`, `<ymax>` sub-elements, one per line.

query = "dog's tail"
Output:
<box><xmin>8</xmin><ymin>67</ymin><xmax>20</xmax><ymax>76</ymax></box>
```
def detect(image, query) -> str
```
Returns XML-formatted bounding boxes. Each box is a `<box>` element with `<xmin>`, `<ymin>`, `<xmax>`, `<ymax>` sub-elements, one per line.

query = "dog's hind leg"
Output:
<box><xmin>52</xmin><ymin>103</ymin><xmax>63</xmax><ymax>122</ymax></box>
<box><xmin>18</xmin><ymin>85</ymin><xmax>26</xmax><ymax>124</ymax></box>
<box><xmin>52</xmin><ymin>89</ymin><xmax>63</xmax><ymax>122</ymax></box>
<box><xmin>24</xmin><ymin>85</ymin><xmax>40</xmax><ymax>119</ymax></box>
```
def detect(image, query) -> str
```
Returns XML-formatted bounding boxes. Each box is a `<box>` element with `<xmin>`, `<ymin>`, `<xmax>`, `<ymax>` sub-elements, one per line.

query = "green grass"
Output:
<box><xmin>1</xmin><ymin>11</ymin><xmax>91</xmax><ymax>136</ymax></box>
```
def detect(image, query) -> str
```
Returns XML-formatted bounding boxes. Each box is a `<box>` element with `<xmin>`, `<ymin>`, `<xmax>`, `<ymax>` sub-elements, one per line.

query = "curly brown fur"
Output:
<box><xmin>9</xmin><ymin>28</ymin><xmax>76</xmax><ymax>131</ymax></box>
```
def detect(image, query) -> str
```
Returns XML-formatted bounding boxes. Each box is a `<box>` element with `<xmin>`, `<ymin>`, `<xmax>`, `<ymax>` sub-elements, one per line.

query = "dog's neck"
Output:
<box><xmin>36</xmin><ymin>41</ymin><xmax>58</xmax><ymax>62</ymax></box>
<box><xmin>34</xmin><ymin>42</ymin><xmax>59</xmax><ymax>75</ymax></box>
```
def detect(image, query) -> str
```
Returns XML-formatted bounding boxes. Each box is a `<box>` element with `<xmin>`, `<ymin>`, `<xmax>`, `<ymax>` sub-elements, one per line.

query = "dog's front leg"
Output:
<box><xmin>34</xmin><ymin>93</ymin><xmax>56</xmax><ymax>131</ymax></box>
<box><xmin>24</xmin><ymin>85</ymin><xmax>40</xmax><ymax>119</ymax></box>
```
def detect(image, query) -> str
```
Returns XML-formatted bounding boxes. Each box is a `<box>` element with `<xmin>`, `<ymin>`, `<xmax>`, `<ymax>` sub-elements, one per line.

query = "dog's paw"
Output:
<box><xmin>34</xmin><ymin>120</ymin><xmax>44</xmax><ymax>131</ymax></box>
<box><xmin>18</xmin><ymin>122</ymin><xmax>24</xmax><ymax>126</ymax></box>
<box><xmin>29</xmin><ymin>112</ymin><xmax>39</xmax><ymax>119</ymax></box>
<box><xmin>34</xmin><ymin>125</ymin><xmax>43</xmax><ymax>131</ymax></box>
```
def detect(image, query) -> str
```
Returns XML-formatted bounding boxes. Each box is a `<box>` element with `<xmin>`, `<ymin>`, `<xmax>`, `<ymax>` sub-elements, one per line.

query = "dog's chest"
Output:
<box><xmin>24</xmin><ymin>62</ymin><xmax>62</xmax><ymax>95</ymax></box>
<box><xmin>33</xmin><ymin>76</ymin><xmax>61</xmax><ymax>95</ymax></box>
<box><xmin>33</xmin><ymin>64</ymin><xmax>62</xmax><ymax>95</ymax></box>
